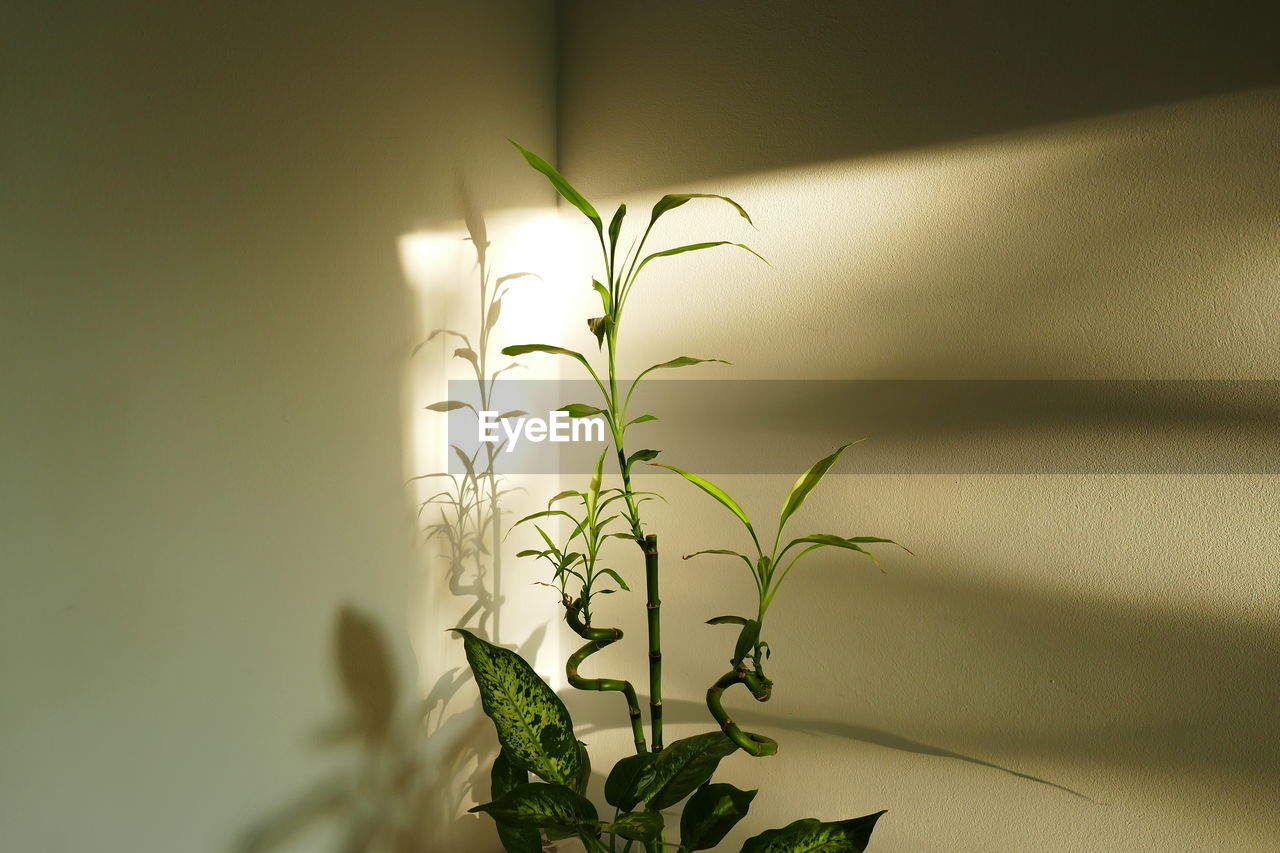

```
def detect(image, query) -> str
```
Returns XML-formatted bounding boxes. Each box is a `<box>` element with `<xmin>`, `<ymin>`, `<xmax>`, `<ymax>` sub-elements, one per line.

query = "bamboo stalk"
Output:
<box><xmin>564</xmin><ymin>599</ymin><xmax>647</xmax><ymax>753</ymax></box>
<box><xmin>706</xmin><ymin>668</ymin><xmax>778</xmax><ymax>757</ymax></box>
<box><xmin>642</xmin><ymin>534</ymin><xmax>663</xmax><ymax>751</ymax></box>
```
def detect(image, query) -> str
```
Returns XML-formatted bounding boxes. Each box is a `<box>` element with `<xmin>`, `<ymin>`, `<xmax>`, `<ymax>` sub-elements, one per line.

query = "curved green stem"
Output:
<box><xmin>706</xmin><ymin>668</ymin><xmax>778</xmax><ymax>757</ymax></box>
<box><xmin>565</xmin><ymin>598</ymin><xmax>647</xmax><ymax>753</ymax></box>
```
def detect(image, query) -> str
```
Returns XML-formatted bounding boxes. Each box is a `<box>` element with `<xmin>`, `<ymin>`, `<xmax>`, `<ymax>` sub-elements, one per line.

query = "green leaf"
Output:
<box><xmin>492</xmin><ymin>748</ymin><xmax>529</xmax><ymax>798</ymax></box>
<box><xmin>597</xmin><ymin>568</ymin><xmax>630</xmax><ymax>592</ymax></box>
<box><xmin>608</xmin><ymin>204</ymin><xmax>626</xmax><ymax>257</ymax></box>
<box><xmin>571</xmin><ymin>740</ymin><xmax>592</xmax><ymax>796</ymax></box>
<box><xmin>649</xmin><ymin>193</ymin><xmax>754</xmax><ymax>227</ymax></box>
<box><xmin>634</xmin><ymin>731</ymin><xmax>739</xmax><ymax>810</ymax></box>
<box><xmin>592</xmin><ymin>279</ymin><xmax>612</xmax><ymax>314</ymax></box>
<box><xmin>513</xmin><ymin>509</ymin><xmax>580</xmax><ymax>528</ymax></box>
<box><xmin>635</xmin><ymin>241</ymin><xmax>769</xmax><ymax>279</ymax></box>
<box><xmin>453</xmin><ymin>630</ymin><xmax>582</xmax><ymax>786</ymax></box>
<box><xmin>784</xmin><ymin>534</ymin><xmax>881</xmax><ymax>566</ymax></box>
<box><xmin>627</xmin><ymin>414</ymin><xmax>658</xmax><ymax>426</ymax></box>
<box><xmin>603</xmin><ymin>810</ymin><xmax>664</xmax><ymax>843</ymax></box>
<box><xmin>634</xmin><ymin>356</ymin><xmax>730</xmax><ymax>385</ymax></box>
<box><xmin>627</xmin><ymin>449</ymin><xmax>660</xmax><ymax>466</ymax></box>
<box><xmin>559</xmin><ymin>403</ymin><xmax>607</xmax><ymax>418</ymax></box>
<box><xmin>426</xmin><ymin>400</ymin><xmax>473</xmax><ymax>412</ymax></box>
<box><xmin>502</xmin><ymin>344</ymin><xmax>597</xmax><ymax>377</ymax></box>
<box><xmin>470</xmin><ymin>782</ymin><xmax>599</xmax><ymax>834</ymax></box>
<box><xmin>650</xmin><ymin>463</ymin><xmax>756</xmax><ymax>541</ymax></box>
<box><xmin>686</xmin><ymin>549</ymin><xmax>754</xmax><ymax>571</ymax></box>
<box><xmin>490</xmin><ymin>751</ymin><xmax>541</xmax><ymax>853</ymax></box>
<box><xmin>779</xmin><ymin>443</ymin><xmax>862</xmax><ymax>530</ymax></box>
<box><xmin>679</xmin><ymin>783</ymin><xmax>757</xmax><ymax>851</ymax></box>
<box><xmin>735</xmin><ymin>621</ymin><xmax>761</xmax><ymax>664</ymax></box>
<box><xmin>587</xmin><ymin>316</ymin><xmax>612</xmax><ymax>348</ymax></box>
<box><xmin>510</xmin><ymin>140</ymin><xmax>602</xmax><ymax>234</ymax></box>
<box><xmin>740</xmin><ymin>813</ymin><xmax>886</xmax><ymax>853</ymax></box>
<box><xmin>706</xmin><ymin>617</ymin><xmax>759</xmax><ymax>663</ymax></box>
<box><xmin>604</xmin><ymin>752</ymin><xmax>656</xmax><ymax>810</ymax></box>
<box><xmin>587</xmin><ymin>449</ymin><xmax>606</xmax><ymax>514</ymax></box>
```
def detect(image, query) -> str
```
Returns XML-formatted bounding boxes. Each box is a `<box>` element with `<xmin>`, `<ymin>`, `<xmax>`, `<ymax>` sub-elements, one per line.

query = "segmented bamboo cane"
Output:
<box><xmin>641</xmin><ymin>534</ymin><xmax>663</xmax><ymax>752</ymax></box>
<box><xmin>564</xmin><ymin>598</ymin><xmax>647</xmax><ymax>753</ymax></box>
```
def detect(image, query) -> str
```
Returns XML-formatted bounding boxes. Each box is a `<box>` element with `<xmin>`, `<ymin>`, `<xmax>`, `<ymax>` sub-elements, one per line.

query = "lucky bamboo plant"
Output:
<box><xmin>449</xmin><ymin>142</ymin><xmax>905</xmax><ymax>853</ymax></box>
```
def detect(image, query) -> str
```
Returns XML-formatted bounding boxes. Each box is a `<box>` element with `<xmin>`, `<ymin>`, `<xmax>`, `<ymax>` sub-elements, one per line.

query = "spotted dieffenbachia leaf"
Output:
<box><xmin>634</xmin><ymin>731</ymin><xmax>738</xmax><ymax>810</ymax></box>
<box><xmin>603</xmin><ymin>810</ymin><xmax>664</xmax><ymax>843</ymax></box>
<box><xmin>454</xmin><ymin>629</ymin><xmax>581</xmax><ymax>786</ymax></box>
<box><xmin>470</xmin><ymin>782</ymin><xmax>598</xmax><ymax>835</ymax></box>
<box><xmin>490</xmin><ymin>750</ymin><xmax>539</xmax><ymax>853</ymax></box>
<box><xmin>740</xmin><ymin>813</ymin><xmax>886</xmax><ymax>853</ymax></box>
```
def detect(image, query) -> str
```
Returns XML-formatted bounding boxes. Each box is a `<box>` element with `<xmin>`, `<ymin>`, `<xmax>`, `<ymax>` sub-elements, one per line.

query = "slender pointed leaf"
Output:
<box><xmin>502</xmin><ymin>343</ymin><xmax>598</xmax><ymax>378</ymax></box>
<box><xmin>598</xmin><ymin>568</ymin><xmax>630</xmax><ymax>592</ymax></box>
<box><xmin>608</xmin><ymin>204</ymin><xmax>626</xmax><ymax>257</ymax></box>
<box><xmin>685</xmin><ymin>549</ymin><xmax>755</xmax><ymax>572</ymax></box>
<box><xmin>706</xmin><ymin>615</ymin><xmax>752</xmax><ymax>626</ymax></box>
<box><xmin>627</xmin><ymin>449</ymin><xmax>660</xmax><ymax>466</ymax></box>
<box><xmin>634</xmin><ymin>356</ymin><xmax>729</xmax><ymax>385</ymax></box>
<box><xmin>559</xmin><ymin>403</ymin><xmax>606</xmax><ymax>418</ymax></box>
<box><xmin>650</xmin><ymin>463</ymin><xmax>755</xmax><ymax>539</ymax></box>
<box><xmin>650</xmin><ymin>193</ymin><xmax>753</xmax><ymax>227</ymax></box>
<box><xmin>779</xmin><ymin>443</ymin><xmax>864</xmax><ymax>530</ymax></box>
<box><xmin>510</xmin><ymin>140</ymin><xmax>601</xmax><ymax>234</ymax></box>
<box><xmin>634</xmin><ymin>241</ymin><xmax>769</xmax><ymax>278</ymax></box>
<box><xmin>784</xmin><ymin>534</ymin><xmax>881</xmax><ymax>566</ymax></box>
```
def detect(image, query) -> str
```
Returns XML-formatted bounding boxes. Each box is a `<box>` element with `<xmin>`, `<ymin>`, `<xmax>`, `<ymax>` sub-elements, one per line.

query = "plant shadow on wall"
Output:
<box><xmin>442</xmin><ymin>143</ymin><xmax>1086</xmax><ymax>853</ymax></box>
<box><xmin>232</xmin><ymin>605</ymin><xmax>549</xmax><ymax>852</ymax></box>
<box><xmin>234</xmin><ymin>191</ymin><xmax>548</xmax><ymax>852</ymax></box>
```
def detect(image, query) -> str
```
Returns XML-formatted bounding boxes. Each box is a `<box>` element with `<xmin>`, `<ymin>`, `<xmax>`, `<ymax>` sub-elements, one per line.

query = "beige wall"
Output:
<box><xmin>555</xmin><ymin>2</ymin><xmax>1280</xmax><ymax>851</ymax></box>
<box><xmin>5</xmin><ymin>3</ymin><xmax>1278</xmax><ymax>852</ymax></box>
<box><xmin>1</xmin><ymin>2</ymin><xmax>555</xmax><ymax>851</ymax></box>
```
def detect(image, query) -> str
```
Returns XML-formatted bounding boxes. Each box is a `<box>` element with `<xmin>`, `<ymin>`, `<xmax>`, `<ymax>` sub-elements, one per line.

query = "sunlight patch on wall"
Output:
<box><xmin>595</xmin><ymin>86</ymin><xmax>1280</xmax><ymax>381</ymax></box>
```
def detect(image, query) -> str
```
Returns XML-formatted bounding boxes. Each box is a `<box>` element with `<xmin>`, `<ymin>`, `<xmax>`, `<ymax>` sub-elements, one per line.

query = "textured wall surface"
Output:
<box><xmin>554</xmin><ymin>2</ymin><xmax>1280</xmax><ymax>851</ymax></box>
<box><xmin>0</xmin><ymin>3</ymin><xmax>556</xmax><ymax>850</ymax></box>
<box><xmin>6</xmin><ymin>2</ymin><xmax>1279</xmax><ymax>852</ymax></box>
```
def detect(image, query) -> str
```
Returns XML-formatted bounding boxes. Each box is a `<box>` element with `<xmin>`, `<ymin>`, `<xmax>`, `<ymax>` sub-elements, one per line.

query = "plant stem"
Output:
<box><xmin>605</xmin><ymin>321</ymin><xmax>663</xmax><ymax>753</ymax></box>
<box><xmin>643</xmin><ymin>534</ymin><xmax>663</xmax><ymax>751</ymax></box>
<box><xmin>705</xmin><ymin>668</ymin><xmax>778</xmax><ymax>757</ymax></box>
<box><xmin>564</xmin><ymin>599</ymin><xmax>647</xmax><ymax>753</ymax></box>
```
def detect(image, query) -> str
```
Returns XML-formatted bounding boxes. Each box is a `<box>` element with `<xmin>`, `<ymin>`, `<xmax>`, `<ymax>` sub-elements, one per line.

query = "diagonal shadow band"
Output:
<box><xmin>571</xmin><ymin>696</ymin><xmax>1097</xmax><ymax>803</ymax></box>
